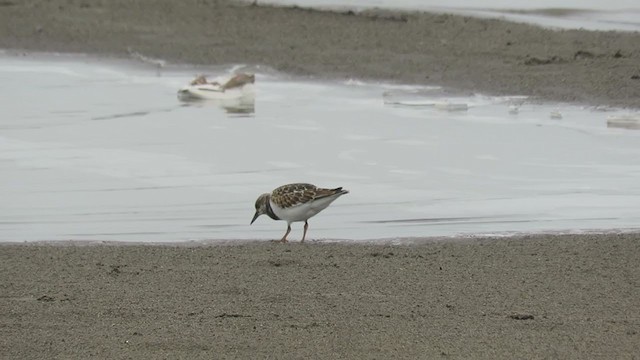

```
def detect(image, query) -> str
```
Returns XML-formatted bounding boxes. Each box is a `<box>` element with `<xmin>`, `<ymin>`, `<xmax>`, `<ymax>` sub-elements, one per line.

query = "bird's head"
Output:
<box><xmin>250</xmin><ymin>193</ymin><xmax>270</xmax><ymax>225</ymax></box>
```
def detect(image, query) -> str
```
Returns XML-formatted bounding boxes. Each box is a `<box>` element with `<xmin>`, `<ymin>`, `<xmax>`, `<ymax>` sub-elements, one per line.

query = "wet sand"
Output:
<box><xmin>0</xmin><ymin>0</ymin><xmax>639</xmax><ymax>107</ymax></box>
<box><xmin>1</xmin><ymin>234</ymin><xmax>639</xmax><ymax>358</ymax></box>
<box><xmin>1</xmin><ymin>1</ymin><xmax>640</xmax><ymax>358</ymax></box>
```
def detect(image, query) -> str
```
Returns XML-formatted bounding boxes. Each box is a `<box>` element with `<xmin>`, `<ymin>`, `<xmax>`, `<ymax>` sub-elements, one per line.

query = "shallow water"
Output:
<box><xmin>1</xmin><ymin>53</ymin><xmax>640</xmax><ymax>242</ymax></box>
<box><xmin>259</xmin><ymin>0</ymin><xmax>640</xmax><ymax>32</ymax></box>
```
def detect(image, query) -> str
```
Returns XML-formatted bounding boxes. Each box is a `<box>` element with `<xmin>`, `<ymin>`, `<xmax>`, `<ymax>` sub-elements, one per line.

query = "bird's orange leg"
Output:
<box><xmin>279</xmin><ymin>224</ymin><xmax>291</xmax><ymax>243</ymax></box>
<box><xmin>301</xmin><ymin>221</ymin><xmax>309</xmax><ymax>243</ymax></box>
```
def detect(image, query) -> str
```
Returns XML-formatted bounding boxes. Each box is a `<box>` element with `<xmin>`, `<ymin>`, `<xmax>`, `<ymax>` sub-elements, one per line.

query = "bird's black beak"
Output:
<box><xmin>250</xmin><ymin>212</ymin><xmax>260</xmax><ymax>225</ymax></box>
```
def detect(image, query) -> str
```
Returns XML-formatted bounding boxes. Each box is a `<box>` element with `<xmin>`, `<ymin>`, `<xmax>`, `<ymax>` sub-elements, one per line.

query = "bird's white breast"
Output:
<box><xmin>270</xmin><ymin>194</ymin><xmax>342</xmax><ymax>224</ymax></box>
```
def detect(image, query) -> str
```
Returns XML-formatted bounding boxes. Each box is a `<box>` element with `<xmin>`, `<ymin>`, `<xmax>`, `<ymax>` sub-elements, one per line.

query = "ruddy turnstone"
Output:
<box><xmin>250</xmin><ymin>183</ymin><xmax>349</xmax><ymax>243</ymax></box>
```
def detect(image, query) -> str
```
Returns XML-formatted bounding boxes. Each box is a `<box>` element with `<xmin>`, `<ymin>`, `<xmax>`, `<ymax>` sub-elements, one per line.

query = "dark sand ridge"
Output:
<box><xmin>0</xmin><ymin>0</ymin><xmax>639</xmax><ymax>107</ymax></box>
<box><xmin>1</xmin><ymin>234</ymin><xmax>639</xmax><ymax>359</ymax></box>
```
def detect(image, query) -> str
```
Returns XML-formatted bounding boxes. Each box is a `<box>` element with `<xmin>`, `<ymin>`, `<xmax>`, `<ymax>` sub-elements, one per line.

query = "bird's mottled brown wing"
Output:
<box><xmin>271</xmin><ymin>183</ymin><xmax>348</xmax><ymax>209</ymax></box>
<box><xmin>270</xmin><ymin>183</ymin><xmax>318</xmax><ymax>209</ymax></box>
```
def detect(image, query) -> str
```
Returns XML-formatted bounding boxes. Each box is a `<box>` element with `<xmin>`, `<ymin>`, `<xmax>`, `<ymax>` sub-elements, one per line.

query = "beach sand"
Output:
<box><xmin>1</xmin><ymin>234</ymin><xmax>639</xmax><ymax>359</ymax></box>
<box><xmin>0</xmin><ymin>0</ymin><xmax>639</xmax><ymax>107</ymax></box>
<box><xmin>1</xmin><ymin>0</ymin><xmax>640</xmax><ymax>358</ymax></box>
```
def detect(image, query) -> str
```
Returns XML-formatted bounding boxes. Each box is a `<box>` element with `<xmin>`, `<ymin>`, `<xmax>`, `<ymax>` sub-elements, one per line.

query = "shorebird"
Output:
<box><xmin>250</xmin><ymin>183</ymin><xmax>349</xmax><ymax>243</ymax></box>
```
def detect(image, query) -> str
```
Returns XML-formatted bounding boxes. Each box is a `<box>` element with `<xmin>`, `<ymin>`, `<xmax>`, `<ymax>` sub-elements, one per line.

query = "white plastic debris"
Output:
<box><xmin>549</xmin><ymin>110</ymin><xmax>563</xmax><ymax>119</ymax></box>
<box><xmin>607</xmin><ymin>114</ymin><xmax>640</xmax><ymax>130</ymax></box>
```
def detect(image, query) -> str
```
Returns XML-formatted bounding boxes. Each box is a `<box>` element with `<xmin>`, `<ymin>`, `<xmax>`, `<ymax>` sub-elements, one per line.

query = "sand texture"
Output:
<box><xmin>1</xmin><ymin>234</ymin><xmax>639</xmax><ymax>359</ymax></box>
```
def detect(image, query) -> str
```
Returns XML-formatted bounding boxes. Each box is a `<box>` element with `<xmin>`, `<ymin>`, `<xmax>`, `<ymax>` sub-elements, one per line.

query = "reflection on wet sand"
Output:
<box><xmin>2</xmin><ymin>55</ymin><xmax>640</xmax><ymax>242</ymax></box>
<box><xmin>179</xmin><ymin>96</ymin><xmax>255</xmax><ymax>115</ymax></box>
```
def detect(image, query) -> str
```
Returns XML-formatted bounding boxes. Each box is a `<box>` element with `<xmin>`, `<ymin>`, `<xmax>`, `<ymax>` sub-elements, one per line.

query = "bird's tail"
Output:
<box><xmin>314</xmin><ymin>186</ymin><xmax>349</xmax><ymax>199</ymax></box>
<box><xmin>332</xmin><ymin>187</ymin><xmax>349</xmax><ymax>196</ymax></box>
